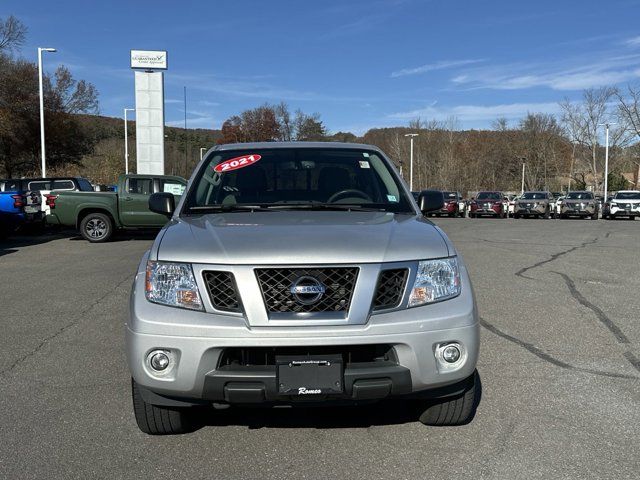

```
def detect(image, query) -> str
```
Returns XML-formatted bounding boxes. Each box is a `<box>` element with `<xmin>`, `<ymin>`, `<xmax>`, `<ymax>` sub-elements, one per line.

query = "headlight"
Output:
<box><xmin>408</xmin><ymin>257</ymin><xmax>461</xmax><ymax>307</ymax></box>
<box><xmin>145</xmin><ymin>261</ymin><xmax>203</xmax><ymax>310</ymax></box>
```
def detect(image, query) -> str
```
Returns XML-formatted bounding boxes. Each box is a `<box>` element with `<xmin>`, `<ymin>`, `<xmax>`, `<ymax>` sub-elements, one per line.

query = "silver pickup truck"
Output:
<box><xmin>126</xmin><ymin>142</ymin><xmax>480</xmax><ymax>434</ymax></box>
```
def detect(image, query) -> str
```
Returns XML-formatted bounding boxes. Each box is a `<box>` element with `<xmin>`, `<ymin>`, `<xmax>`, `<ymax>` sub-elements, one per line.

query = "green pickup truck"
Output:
<box><xmin>46</xmin><ymin>174</ymin><xmax>187</xmax><ymax>242</ymax></box>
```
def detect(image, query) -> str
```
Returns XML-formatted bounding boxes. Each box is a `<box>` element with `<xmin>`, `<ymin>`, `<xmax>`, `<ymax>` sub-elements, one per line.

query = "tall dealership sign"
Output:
<box><xmin>131</xmin><ymin>50</ymin><xmax>167</xmax><ymax>175</ymax></box>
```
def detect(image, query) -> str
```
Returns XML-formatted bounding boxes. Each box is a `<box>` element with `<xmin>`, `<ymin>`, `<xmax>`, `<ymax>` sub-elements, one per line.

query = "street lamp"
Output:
<box><xmin>38</xmin><ymin>47</ymin><xmax>56</xmax><ymax>177</ymax></box>
<box><xmin>599</xmin><ymin>122</ymin><xmax>616</xmax><ymax>198</ymax></box>
<box><xmin>404</xmin><ymin>133</ymin><xmax>419</xmax><ymax>191</ymax></box>
<box><xmin>520</xmin><ymin>158</ymin><xmax>526</xmax><ymax>195</ymax></box>
<box><xmin>200</xmin><ymin>147</ymin><xmax>207</xmax><ymax>160</ymax></box>
<box><xmin>124</xmin><ymin>108</ymin><xmax>135</xmax><ymax>174</ymax></box>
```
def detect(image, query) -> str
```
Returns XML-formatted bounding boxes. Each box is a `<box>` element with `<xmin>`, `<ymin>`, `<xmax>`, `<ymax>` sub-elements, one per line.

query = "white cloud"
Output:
<box><xmin>166</xmin><ymin>115</ymin><xmax>219</xmax><ymax>129</ymax></box>
<box><xmin>450</xmin><ymin>54</ymin><xmax>640</xmax><ymax>91</ymax></box>
<box><xmin>166</xmin><ymin>73</ymin><xmax>368</xmax><ymax>103</ymax></box>
<box><xmin>624</xmin><ymin>35</ymin><xmax>640</xmax><ymax>47</ymax></box>
<box><xmin>388</xmin><ymin>102</ymin><xmax>561</xmax><ymax>122</ymax></box>
<box><xmin>391</xmin><ymin>59</ymin><xmax>485</xmax><ymax>78</ymax></box>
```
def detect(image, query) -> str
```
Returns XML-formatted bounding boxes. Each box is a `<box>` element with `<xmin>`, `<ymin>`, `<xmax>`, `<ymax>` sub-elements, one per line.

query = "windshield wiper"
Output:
<box><xmin>262</xmin><ymin>203</ymin><xmax>391</xmax><ymax>212</ymax></box>
<box><xmin>187</xmin><ymin>205</ymin><xmax>272</xmax><ymax>213</ymax></box>
<box><xmin>188</xmin><ymin>203</ymin><xmax>400</xmax><ymax>213</ymax></box>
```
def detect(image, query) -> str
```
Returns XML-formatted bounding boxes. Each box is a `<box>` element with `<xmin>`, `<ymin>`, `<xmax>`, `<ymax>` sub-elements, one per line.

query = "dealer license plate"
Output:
<box><xmin>276</xmin><ymin>354</ymin><xmax>343</xmax><ymax>396</ymax></box>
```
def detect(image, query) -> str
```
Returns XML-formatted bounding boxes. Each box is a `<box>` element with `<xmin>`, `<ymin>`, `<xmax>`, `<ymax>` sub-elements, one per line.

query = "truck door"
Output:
<box><xmin>120</xmin><ymin>177</ymin><xmax>167</xmax><ymax>226</ymax></box>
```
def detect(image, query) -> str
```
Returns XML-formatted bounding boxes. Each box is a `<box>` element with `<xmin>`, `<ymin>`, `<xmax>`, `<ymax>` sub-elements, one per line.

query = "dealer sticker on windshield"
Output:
<box><xmin>213</xmin><ymin>154</ymin><xmax>261</xmax><ymax>173</ymax></box>
<box><xmin>359</xmin><ymin>160</ymin><xmax>370</xmax><ymax>169</ymax></box>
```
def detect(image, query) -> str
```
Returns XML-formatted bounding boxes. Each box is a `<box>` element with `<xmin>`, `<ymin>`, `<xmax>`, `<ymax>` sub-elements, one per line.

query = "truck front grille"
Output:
<box><xmin>372</xmin><ymin>269</ymin><xmax>408</xmax><ymax>311</ymax></box>
<box><xmin>255</xmin><ymin>267</ymin><xmax>358</xmax><ymax>313</ymax></box>
<box><xmin>202</xmin><ymin>271</ymin><xmax>242</xmax><ymax>313</ymax></box>
<box><xmin>218</xmin><ymin>345</ymin><xmax>396</xmax><ymax>367</ymax></box>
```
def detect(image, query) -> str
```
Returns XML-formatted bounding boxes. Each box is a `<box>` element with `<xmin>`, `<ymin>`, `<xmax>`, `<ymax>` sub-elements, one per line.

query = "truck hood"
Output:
<box><xmin>156</xmin><ymin>211</ymin><xmax>450</xmax><ymax>265</ymax></box>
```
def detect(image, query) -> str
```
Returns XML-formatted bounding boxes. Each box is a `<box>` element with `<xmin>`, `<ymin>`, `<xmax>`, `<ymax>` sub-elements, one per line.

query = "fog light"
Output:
<box><xmin>442</xmin><ymin>344</ymin><xmax>461</xmax><ymax>363</ymax></box>
<box><xmin>149</xmin><ymin>351</ymin><xmax>170</xmax><ymax>371</ymax></box>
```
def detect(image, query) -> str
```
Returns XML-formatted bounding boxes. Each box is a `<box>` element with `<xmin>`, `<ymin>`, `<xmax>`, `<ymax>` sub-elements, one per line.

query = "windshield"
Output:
<box><xmin>614</xmin><ymin>191</ymin><xmax>640</xmax><ymax>200</ymax></box>
<box><xmin>566</xmin><ymin>192</ymin><xmax>593</xmax><ymax>200</ymax></box>
<box><xmin>476</xmin><ymin>192</ymin><xmax>501</xmax><ymax>200</ymax></box>
<box><xmin>184</xmin><ymin>148</ymin><xmax>413</xmax><ymax>214</ymax></box>
<box><xmin>522</xmin><ymin>192</ymin><xmax>547</xmax><ymax>200</ymax></box>
<box><xmin>443</xmin><ymin>191</ymin><xmax>458</xmax><ymax>200</ymax></box>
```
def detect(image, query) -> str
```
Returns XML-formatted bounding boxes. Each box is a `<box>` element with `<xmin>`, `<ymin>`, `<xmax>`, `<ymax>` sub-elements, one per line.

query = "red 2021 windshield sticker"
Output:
<box><xmin>213</xmin><ymin>154</ymin><xmax>261</xmax><ymax>173</ymax></box>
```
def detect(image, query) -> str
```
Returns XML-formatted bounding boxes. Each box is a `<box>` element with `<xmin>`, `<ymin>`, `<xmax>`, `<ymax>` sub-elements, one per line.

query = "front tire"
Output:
<box><xmin>131</xmin><ymin>379</ymin><xmax>196</xmax><ymax>435</ymax></box>
<box><xmin>417</xmin><ymin>370</ymin><xmax>480</xmax><ymax>426</ymax></box>
<box><xmin>80</xmin><ymin>212</ymin><xmax>113</xmax><ymax>242</ymax></box>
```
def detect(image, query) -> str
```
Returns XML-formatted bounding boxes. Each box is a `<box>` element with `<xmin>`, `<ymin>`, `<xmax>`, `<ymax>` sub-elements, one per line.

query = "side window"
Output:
<box><xmin>28</xmin><ymin>181</ymin><xmax>50</xmax><ymax>191</ymax></box>
<box><xmin>128</xmin><ymin>178</ymin><xmax>153</xmax><ymax>195</ymax></box>
<box><xmin>77</xmin><ymin>179</ymin><xmax>94</xmax><ymax>191</ymax></box>
<box><xmin>52</xmin><ymin>180</ymin><xmax>75</xmax><ymax>190</ymax></box>
<box><xmin>159</xmin><ymin>179</ymin><xmax>186</xmax><ymax>196</ymax></box>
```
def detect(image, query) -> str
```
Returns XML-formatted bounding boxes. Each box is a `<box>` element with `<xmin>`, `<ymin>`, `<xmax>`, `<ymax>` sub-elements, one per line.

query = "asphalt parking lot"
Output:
<box><xmin>1</xmin><ymin>218</ymin><xmax>639</xmax><ymax>480</ymax></box>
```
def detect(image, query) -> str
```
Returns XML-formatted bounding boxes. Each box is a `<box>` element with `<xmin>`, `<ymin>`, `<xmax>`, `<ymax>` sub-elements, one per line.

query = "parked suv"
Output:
<box><xmin>126</xmin><ymin>142</ymin><xmax>480</xmax><ymax>434</ymax></box>
<box><xmin>469</xmin><ymin>191</ymin><xmax>506</xmax><ymax>218</ymax></box>
<box><xmin>559</xmin><ymin>191</ymin><xmax>599</xmax><ymax>219</ymax></box>
<box><xmin>432</xmin><ymin>191</ymin><xmax>464</xmax><ymax>217</ymax></box>
<box><xmin>603</xmin><ymin>190</ymin><xmax>640</xmax><ymax>220</ymax></box>
<box><xmin>514</xmin><ymin>191</ymin><xmax>555</xmax><ymax>219</ymax></box>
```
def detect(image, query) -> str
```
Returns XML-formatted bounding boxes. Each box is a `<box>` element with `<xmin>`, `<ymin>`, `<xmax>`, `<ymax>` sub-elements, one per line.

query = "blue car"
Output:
<box><xmin>0</xmin><ymin>181</ymin><xmax>45</xmax><ymax>238</ymax></box>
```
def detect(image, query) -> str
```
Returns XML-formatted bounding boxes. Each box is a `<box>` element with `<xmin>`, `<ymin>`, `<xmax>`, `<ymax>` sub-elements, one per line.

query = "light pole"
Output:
<box><xmin>200</xmin><ymin>147</ymin><xmax>207</xmax><ymax>160</ymax></box>
<box><xmin>38</xmin><ymin>47</ymin><xmax>56</xmax><ymax>177</ymax></box>
<box><xmin>124</xmin><ymin>108</ymin><xmax>135</xmax><ymax>174</ymax></box>
<box><xmin>521</xmin><ymin>160</ymin><xmax>526</xmax><ymax>195</ymax></box>
<box><xmin>404</xmin><ymin>133</ymin><xmax>419</xmax><ymax>190</ymax></box>
<box><xmin>599</xmin><ymin>122</ymin><xmax>616</xmax><ymax>198</ymax></box>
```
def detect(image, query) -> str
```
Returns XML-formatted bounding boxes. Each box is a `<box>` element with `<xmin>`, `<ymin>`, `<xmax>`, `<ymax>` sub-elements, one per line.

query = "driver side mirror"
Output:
<box><xmin>149</xmin><ymin>192</ymin><xmax>175</xmax><ymax>217</ymax></box>
<box><xmin>418</xmin><ymin>190</ymin><xmax>444</xmax><ymax>214</ymax></box>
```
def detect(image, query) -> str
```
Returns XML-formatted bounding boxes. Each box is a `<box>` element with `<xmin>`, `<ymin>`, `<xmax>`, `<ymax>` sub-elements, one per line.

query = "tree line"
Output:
<box><xmin>215</xmin><ymin>89</ymin><xmax>640</xmax><ymax>195</ymax></box>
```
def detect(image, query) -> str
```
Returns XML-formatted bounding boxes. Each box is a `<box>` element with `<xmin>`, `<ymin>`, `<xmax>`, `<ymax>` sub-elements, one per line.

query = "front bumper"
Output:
<box><xmin>515</xmin><ymin>203</ymin><xmax>547</xmax><ymax>215</ymax></box>
<box><xmin>436</xmin><ymin>204</ymin><xmax>458</xmax><ymax>215</ymax></box>
<box><xmin>126</xmin><ymin>257</ymin><xmax>479</xmax><ymax>405</ymax></box>
<box><xmin>561</xmin><ymin>204</ymin><xmax>595</xmax><ymax>215</ymax></box>
<box><xmin>609</xmin><ymin>205</ymin><xmax>639</xmax><ymax>217</ymax></box>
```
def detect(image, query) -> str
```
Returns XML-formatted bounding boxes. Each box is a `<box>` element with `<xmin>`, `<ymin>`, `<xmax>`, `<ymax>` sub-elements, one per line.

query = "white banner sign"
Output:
<box><xmin>130</xmin><ymin>50</ymin><xmax>167</xmax><ymax>70</ymax></box>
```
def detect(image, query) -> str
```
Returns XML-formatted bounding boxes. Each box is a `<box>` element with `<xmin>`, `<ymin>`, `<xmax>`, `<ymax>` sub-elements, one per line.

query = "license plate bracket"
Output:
<box><xmin>276</xmin><ymin>354</ymin><xmax>343</xmax><ymax>396</ymax></box>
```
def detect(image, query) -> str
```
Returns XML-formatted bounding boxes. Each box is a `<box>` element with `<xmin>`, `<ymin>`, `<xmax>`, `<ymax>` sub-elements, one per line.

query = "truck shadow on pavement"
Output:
<box><xmin>0</xmin><ymin>228</ymin><xmax>159</xmax><ymax>256</ymax></box>
<box><xmin>193</xmin><ymin>373</ymin><xmax>482</xmax><ymax>431</ymax></box>
<box><xmin>0</xmin><ymin>230</ymin><xmax>75</xmax><ymax>257</ymax></box>
<box><xmin>67</xmin><ymin>229</ymin><xmax>160</xmax><ymax>242</ymax></box>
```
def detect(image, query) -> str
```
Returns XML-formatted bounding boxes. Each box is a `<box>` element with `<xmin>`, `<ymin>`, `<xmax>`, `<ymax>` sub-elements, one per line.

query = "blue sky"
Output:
<box><xmin>6</xmin><ymin>0</ymin><xmax>640</xmax><ymax>133</ymax></box>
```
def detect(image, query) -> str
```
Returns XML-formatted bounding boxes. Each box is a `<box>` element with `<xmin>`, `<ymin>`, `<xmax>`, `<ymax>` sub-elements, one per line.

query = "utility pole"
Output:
<box><xmin>404</xmin><ymin>133</ymin><xmax>419</xmax><ymax>190</ymax></box>
<box><xmin>38</xmin><ymin>47</ymin><xmax>56</xmax><ymax>177</ymax></box>
<box><xmin>599</xmin><ymin>122</ymin><xmax>616</xmax><ymax>199</ymax></box>
<box><xmin>184</xmin><ymin>86</ymin><xmax>188</xmax><ymax>176</ymax></box>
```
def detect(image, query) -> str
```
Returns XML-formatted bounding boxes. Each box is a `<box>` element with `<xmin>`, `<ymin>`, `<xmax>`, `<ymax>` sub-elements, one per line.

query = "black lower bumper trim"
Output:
<box><xmin>202</xmin><ymin>362</ymin><xmax>412</xmax><ymax>403</ymax></box>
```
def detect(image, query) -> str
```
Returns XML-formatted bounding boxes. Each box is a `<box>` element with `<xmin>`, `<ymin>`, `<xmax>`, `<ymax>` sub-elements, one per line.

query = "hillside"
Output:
<box><xmin>46</xmin><ymin>114</ymin><xmax>223</xmax><ymax>184</ymax></box>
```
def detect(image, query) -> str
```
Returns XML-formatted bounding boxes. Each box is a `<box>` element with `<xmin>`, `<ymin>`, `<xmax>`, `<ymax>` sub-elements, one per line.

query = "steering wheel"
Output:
<box><xmin>326</xmin><ymin>189</ymin><xmax>373</xmax><ymax>204</ymax></box>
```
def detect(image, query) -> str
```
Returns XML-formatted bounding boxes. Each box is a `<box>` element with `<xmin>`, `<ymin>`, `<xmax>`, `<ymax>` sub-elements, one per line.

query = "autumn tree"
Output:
<box><xmin>217</xmin><ymin>103</ymin><xmax>328</xmax><ymax>144</ymax></box>
<box><xmin>559</xmin><ymin>87</ymin><xmax>627</xmax><ymax>189</ymax></box>
<box><xmin>0</xmin><ymin>15</ymin><xmax>26</xmax><ymax>54</ymax></box>
<box><xmin>0</xmin><ymin>15</ymin><xmax>99</xmax><ymax>177</ymax></box>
